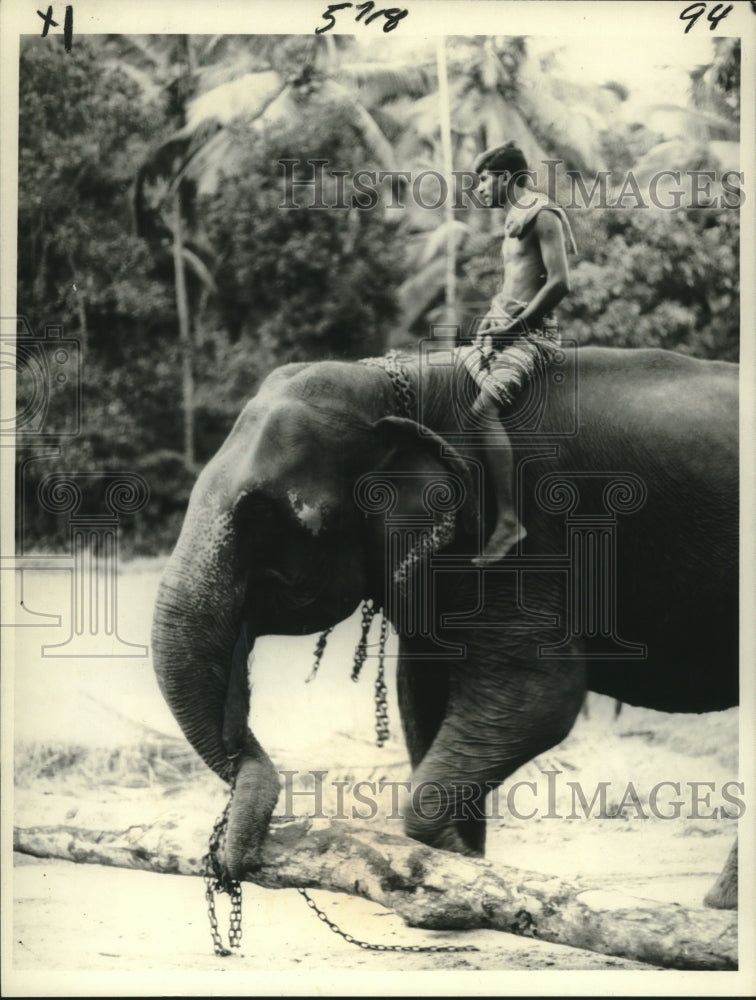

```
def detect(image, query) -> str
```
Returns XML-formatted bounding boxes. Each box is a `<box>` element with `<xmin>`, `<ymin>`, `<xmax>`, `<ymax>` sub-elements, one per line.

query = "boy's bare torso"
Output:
<box><xmin>497</xmin><ymin>224</ymin><xmax>548</xmax><ymax>312</ymax></box>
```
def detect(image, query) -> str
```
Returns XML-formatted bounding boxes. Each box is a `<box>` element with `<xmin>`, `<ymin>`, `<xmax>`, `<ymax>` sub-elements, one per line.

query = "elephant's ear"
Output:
<box><xmin>369</xmin><ymin>416</ymin><xmax>480</xmax><ymax>536</ymax></box>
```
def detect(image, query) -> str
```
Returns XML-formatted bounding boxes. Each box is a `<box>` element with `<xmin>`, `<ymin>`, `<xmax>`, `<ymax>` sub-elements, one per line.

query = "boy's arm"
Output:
<box><xmin>504</xmin><ymin>210</ymin><xmax>570</xmax><ymax>333</ymax></box>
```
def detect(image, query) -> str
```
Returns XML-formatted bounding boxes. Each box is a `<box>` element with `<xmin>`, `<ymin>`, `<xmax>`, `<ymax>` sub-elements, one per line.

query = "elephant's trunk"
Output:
<box><xmin>152</xmin><ymin>540</ymin><xmax>243</xmax><ymax>785</ymax></box>
<box><xmin>151</xmin><ymin>481</ymin><xmax>280</xmax><ymax>876</ymax></box>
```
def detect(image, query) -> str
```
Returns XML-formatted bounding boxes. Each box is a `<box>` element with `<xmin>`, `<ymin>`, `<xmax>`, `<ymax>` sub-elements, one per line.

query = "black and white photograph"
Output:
<box><xmin>1</xmin><ymin>0</ymin><xmax>754</xmax><ymax>994</ymax></box>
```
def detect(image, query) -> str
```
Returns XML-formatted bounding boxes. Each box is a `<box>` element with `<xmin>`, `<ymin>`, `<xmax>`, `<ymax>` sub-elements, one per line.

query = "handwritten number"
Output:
<box><xmin>707</xmin><ymin>3</ymin><xmax>733</xmax><ymax>29</ymax></box>
<box><xmin>680</xmin><ymin>2</ymin><xmax>706</xmax><ymax>31</ymax></box>
<box><xmin>382</xmin><ymin>7</ymin><xmax>408</xmax><ymax>31</ymax></box>
<box><xmin>315</xmin><ymin>0</ymin><xmax>407</xmax><ymax>33</ymax></box>
<box><xmin>63</xmin><ymin>4</ymin><xmax>73</xmax><ymax>51</ymax></box>
<box><xmin>315</xmin><ymin>2</ymin><xmax>353</xmax><ymax>34</ymax></box>
<box><xmin>680</xmin><ymin>1</ymin><xmax>732</xmax><ymax>32</ymax></box>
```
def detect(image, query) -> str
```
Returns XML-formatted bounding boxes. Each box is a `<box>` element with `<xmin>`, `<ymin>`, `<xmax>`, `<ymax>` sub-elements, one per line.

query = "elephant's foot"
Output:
<box><xmin>224</xmin><ymin>751</ymin><xmax>281</xmax><ymax>880</ymax></box>
<box><xmin>404</xmin><ymin>818</ymin><xmax>483</xmax><ymax>858</ymax></box>
<box><xmin>474</xmin><ymin>517</ymin><xmax>527</xmax><ymax>565</ymax></box>
<box><xmin>703</xmin><ymin>840</ymin><xmax>738</xmax><ymax>910</ymax></box>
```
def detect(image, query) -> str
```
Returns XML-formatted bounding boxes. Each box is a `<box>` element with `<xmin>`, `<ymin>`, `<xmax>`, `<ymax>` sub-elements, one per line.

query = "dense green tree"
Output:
<box><xmin>203</xmin><ymin>116</ymin><xmax>403</xmax><ymax>364</ymax></box>
<box><xmin>561</xmin><ymin>208</ymin><xmax>739</xmax><ymax>361</ymax></box>
<box><xmin>18</xmin><ymin>37</ymin><xmax>172</xmax><ymax>349</ymax></box>
<box><xmin>16</xmin><ymin>38</ymin><xmax>182</xmax><ymax>553</ymax></box>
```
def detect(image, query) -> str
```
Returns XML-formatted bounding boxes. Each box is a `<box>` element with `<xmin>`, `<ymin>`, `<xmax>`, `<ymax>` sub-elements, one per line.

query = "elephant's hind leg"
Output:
<box><xmin>704</xmin><ymin>839</ymin><xmax>738</xmax><ymax>909</ymax></box>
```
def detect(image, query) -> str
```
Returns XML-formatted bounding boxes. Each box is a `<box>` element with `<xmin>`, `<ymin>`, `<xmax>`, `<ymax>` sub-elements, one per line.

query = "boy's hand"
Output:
<box><xmin>475</xmin><ymin>303</ymin><xmax>528</xmax><ymax>345</ymax></box>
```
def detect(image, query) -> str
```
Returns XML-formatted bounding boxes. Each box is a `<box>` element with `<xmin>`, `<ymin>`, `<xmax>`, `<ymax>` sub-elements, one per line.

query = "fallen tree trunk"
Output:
<box><xmin>14</xmin><ymin>815</ymin><xmax>736</xmax><ymax>971</ymax></box>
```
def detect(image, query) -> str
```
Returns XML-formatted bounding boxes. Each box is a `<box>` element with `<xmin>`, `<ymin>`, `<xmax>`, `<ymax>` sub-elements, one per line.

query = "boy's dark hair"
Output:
<box><xmin>473</xmin><ymin>141</ymin><xmax>529</xmax><ymax>180</ymax></box>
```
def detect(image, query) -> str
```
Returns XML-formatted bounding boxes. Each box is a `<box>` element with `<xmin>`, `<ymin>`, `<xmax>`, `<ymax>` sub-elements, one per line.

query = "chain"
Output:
<box><xmin>360</xmin><ymin>350</ymin><xmax>416</xmax><ymax>419</ymax></box>
<box><xmin>202</xmin><ymin>788</ymin><xmax>479</xmax><ymax>957</ymax></box>
<box><xmin>351</xmin><ymin>599</ymin><xmax>376</xmax><ymax>681</ymax></box>
<box><xmin>310</xmin><ymin>604</ymin><xmax>390</xmax><ymax>745</ymax></box>
<box><xmin>374</xmin><ymin>614</ymin><xmax>390</xmax><ymax>747</ymax></box>
<box><xmin>308</xmin><ymin>624</ymin><xmax>334</xmax><ymax>682</ymax></box>
<box><xmin>393</xmin><ymin>510</ymin><xmax>457</xmax><ymax>589</ymax></box>
<box><xmin>298</xmin><ymin>888</ymin><xmax>479</xmax><ymax>952</ymax></box>
<box><xmin>202</xmin><ymin>784</ymin><xmax>243</xmax><ymax>957</ymax></box>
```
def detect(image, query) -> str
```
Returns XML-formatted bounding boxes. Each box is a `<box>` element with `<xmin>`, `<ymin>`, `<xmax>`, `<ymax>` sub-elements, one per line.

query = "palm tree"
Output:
<box><xmin>104</xmin><ymin>34</ymin><xmax>226</xmax><ymax>469</ymax></box>
<box><xmin>628</xmin><ymin>38</ymin><xmax>740</xmax><ymax>202</ymax></box>
<box><xmin>129</xmin><ymin>34</ymin><xmax>434</xmax><ymax>462</ymax></box>
<box><xmin>134</xmin><ymin>34</ymin><xmax>428</xmax><ymax>207</ymax></box>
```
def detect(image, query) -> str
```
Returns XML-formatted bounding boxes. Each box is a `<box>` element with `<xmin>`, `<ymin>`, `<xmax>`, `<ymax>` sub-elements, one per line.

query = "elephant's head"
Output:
<box><xmin>151</xmin><ymin>361</ymin><xmax>479</xmax><ymax>877</ymax></box>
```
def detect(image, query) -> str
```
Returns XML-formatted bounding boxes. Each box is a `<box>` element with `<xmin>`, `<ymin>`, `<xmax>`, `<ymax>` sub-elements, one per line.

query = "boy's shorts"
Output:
<box><xmin>464</xmin><ymin>296</ymin><xmax>562</xmax><ymax>407</ymax></box>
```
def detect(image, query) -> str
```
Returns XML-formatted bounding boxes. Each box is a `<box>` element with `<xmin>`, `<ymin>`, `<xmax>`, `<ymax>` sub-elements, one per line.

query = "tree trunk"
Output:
<box><xmin>13</xmin><ymin>817</ymin><xmax>736</xmax><ymax>971</ymax></box>
<box><xmin>436</xmin><ymin>36</ymin><xmax>457</xmax><ymax>328</ymax></box>
<box><xmin>66</xmin><ymin>253</ymin><xmax>88</xmax><ymax>357</ymax></box>
<box><xmin>171</xmin><ymin>191</ymin><xmax>195</xmax><ymax>469</ymax></box>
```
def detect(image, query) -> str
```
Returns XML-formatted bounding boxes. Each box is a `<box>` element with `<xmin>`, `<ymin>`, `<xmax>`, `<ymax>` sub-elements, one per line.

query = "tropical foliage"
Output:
<box><xmin>15</xmin><ymin>33</ymin><xmax>740</xmax><ymax>553</ymax></box>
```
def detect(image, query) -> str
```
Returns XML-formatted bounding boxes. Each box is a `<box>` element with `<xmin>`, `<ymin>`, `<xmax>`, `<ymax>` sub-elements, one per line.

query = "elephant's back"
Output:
<box><xmin>551</xmin><ymin>347</ymin><xmax>738</xmax><ymax>481</ymax></box>
<box><xmin>575</xmin><ymin>347</ymin><xmax>736</xmax><ymax>425</ymax></box>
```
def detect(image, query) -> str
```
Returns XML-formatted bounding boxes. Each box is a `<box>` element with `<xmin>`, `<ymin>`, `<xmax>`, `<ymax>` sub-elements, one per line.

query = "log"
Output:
<box><xmin>13</xmin><ymin>816</ymin><xmax>736</xmax><ymax>971</ymax></box>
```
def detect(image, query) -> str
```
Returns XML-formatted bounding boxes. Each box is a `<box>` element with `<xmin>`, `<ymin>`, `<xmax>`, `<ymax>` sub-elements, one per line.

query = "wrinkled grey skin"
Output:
<box><xmin>152</xmin><ymin>346</ymin><xmax>738</xmax><ymax>906</ymax></box>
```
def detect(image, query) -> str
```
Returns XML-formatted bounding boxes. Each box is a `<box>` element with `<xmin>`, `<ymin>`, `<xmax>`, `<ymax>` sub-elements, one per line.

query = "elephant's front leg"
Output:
<box><xmin>397</xmin><ymin>646</ymin><xmax>486</xmax><ymax>854</ymax></box>
<box><xmin>401</xmin><ymin>647</ymin><xmax>585</xmax><ymax>856</ymax></box>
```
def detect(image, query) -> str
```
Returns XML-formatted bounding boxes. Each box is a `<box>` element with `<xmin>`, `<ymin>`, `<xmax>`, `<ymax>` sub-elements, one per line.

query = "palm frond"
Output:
<box><xmin>640</xmin><ymin>104</ymin><xmax>739</xmax><ymax>143</ymax></box>
<box><xmin>253</xmin><ymin>85</ymin><xmax>305</xmax><ymax>130</ymax></box>
<box><xmin>707</xmin><ymin>140</ymin><xmax>739</xmax><ymax>174</ymax></box>
<box><xmin>181</xmin><ymin>248</ymin><xmax>217</xmax><ymax>294</ymax></box>
<box><xmin>180</xmin><ymin>71</ymin><xmax>285</xmax><ymax>133</ymax></box>
<box><xmin>633</xmin><ymin>136</ymin><xmax>739</xmax><ymax>182</ymax></box>
<box><xmin>397</xmin><ymin>259</ymin><xmax>447</xmax><ymax>328</ymax></box>
<box><xmin>103</xmin><ymin>35</ymin><xmax>172</xmax><ymax>77</ymax></box>
<box><xmin>191</xmin><ymin>39</ymin><xmax>270</xmax><ymax>91</ymax></box>
<box><xmin>630</xmin><ymin>139</ymin><xmax>700</xmax><ymax>183</ymax></box>
<box><xmin>338</xmin><ymin>62</ymin><xmax>436</xmax><ymax>106</ymax></box>
<box><xmin>419</xmin><ymin>220</ymin><xmax>471</xmax><ymax>266</ymax></box>
<box><xmin>688</xmin><ymin>37</ymin><xmax>740</xmax><ymax>122</ymax></box>
<box><xmin>516</xmin><ymin>81</ymin><xmax>606</xmax><ymax>174</ymax></box>
<box><xmin>402</xmin><ymin>91</ymin><xmax>445</xmax><ymax>144</ymax></box>
<box><xmin>112</xmin><ymin>62</ymin><xmax>163</xmax><ymax>101</ymax></box>
<box><xmin>316</xmin><ymin>80</ymin><xmax>398</xmax><ymax>170</ymax></box>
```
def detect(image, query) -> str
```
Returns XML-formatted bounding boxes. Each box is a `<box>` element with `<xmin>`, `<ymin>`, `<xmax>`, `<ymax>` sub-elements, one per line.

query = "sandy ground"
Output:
<box><xmin>4</xmin><ymin>559</ymin><xmax>747</xmax><ymax>994</ymax></box>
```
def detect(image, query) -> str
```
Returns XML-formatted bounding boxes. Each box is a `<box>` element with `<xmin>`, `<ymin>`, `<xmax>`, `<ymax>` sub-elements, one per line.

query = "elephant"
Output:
<box><xmin>152</xmin><ymin>343</ymin><xmax>739</xmax><ymax>908</ymax></box>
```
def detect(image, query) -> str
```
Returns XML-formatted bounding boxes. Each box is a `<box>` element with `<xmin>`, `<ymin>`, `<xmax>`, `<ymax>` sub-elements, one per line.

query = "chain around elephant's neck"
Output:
<box><xmin>360</xmin><ymin>350</ymin><xmax>417</xmax><ymax>419</ymax></box>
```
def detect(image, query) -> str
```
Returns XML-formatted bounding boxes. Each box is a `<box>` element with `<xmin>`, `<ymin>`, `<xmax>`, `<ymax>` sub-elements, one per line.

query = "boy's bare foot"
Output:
<box><xmin>473</xmin><ymin>518</ymin><xmax>527</xmax><ymax>565</ymax></box>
